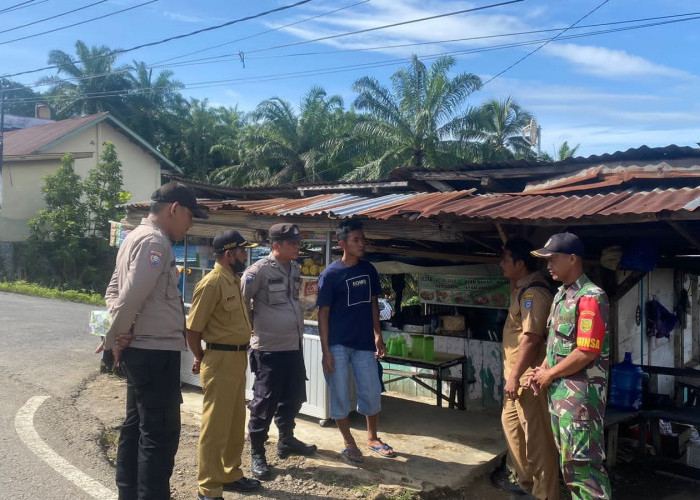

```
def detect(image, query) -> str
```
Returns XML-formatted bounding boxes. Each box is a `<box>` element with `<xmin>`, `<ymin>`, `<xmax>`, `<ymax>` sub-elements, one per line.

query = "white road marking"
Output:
<box><xmin>15</xmin><ymin>395</ymin><xmax>117</xmax><ymax>500</ymax></box>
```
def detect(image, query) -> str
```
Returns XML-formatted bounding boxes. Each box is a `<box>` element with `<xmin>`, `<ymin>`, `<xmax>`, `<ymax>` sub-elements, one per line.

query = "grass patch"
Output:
<box><xmin>0</xmin><ymin>280</ymin><xmax>105</xmax><ymax>305</ymax></box>
<box><xmin>387</xmin><ymin>489</ymin><xmax>418</xmax><ymax>500</ymax></box>
<box><xmin>100</xmin><ymin>429</ymin><xmax>120</xmax><ymax>464</ymax></box>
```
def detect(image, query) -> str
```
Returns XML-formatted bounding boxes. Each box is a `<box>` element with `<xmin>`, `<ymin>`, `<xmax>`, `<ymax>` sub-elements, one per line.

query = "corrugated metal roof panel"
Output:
<box><xmin>3</xmin><ymin>112</ymin><xmax>109</xmax><ymax>156</ymax></box>
<box><xmin>524</xmin><ymin>163</ymin><xmax>700</xmax><ymax>193</ymax></box>
<box><xmin>598</xmin><ymin>188</ymin><xmax>700</xmax><ymax>216</ymax></box>
<box><xmin>124</xmin><ymin>187</ymin><xmax>700</xmax><ymax>224</ymax></box>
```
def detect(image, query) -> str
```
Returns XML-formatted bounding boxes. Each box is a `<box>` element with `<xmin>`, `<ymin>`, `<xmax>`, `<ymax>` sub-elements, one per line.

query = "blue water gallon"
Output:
<box><xmin>609</xmin><ymin>352</ymin><xmax>642</xmax><ymax>411</ymax></box>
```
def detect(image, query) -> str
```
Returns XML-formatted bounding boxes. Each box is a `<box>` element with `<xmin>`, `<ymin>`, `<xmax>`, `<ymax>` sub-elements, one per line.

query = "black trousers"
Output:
<box><xmin>247</xmin><ymin>348</ymin><xmax>307</xmax><ymax>446</ymax></box>
<box><xmin>116</xmin><ymin>348</ymin><xmax>182</xmax><ymax>500</ymax></box>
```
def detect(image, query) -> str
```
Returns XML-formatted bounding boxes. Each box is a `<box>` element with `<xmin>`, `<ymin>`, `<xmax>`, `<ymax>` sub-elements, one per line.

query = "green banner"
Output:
<box><xmin>418</xmin><ymin>275</ymin><xmax>510</xmax><ymax>309</ymax></box>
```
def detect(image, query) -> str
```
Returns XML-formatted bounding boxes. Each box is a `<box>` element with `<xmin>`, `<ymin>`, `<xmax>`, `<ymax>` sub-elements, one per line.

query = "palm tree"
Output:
<box><xmin>557</xmin><ymin>140</ymin><xmax>580</xmax><ymax>160</ymax></box>
<box><xmin>124</xmin><ymin>61</ymin><xmax>183</xmax><ymax>144</ymax></box>
<box><xmin>40</xmin><ymin>41</ymin><xmax>132</xmax><ymax>120</ymax></box>
<box><xmin>163</xmin><ymin>98</ymin><xmax>228</xmax><ymax>180</ymax></box>
<box><xmin>231</xmin><ymin>86</ymin><xmax>348</xmax><ymax>185</ymax></box>
<box><xmin>347</xmin><ymin>55</ymin><xmax>482</xmax><ymax>180</ymax></box>
<box><xmin>464</xmin><ymin>97</ymin><xmax>534</xmax><ymax>162</ymax></box>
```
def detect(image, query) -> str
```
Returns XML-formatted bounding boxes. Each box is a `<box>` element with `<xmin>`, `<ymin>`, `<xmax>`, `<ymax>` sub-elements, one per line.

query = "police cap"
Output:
<box><xmin>213</xmin><ymin>230</ymin><xmax>258</xmax><ymax>252</ymax></box>
<box><xmin>269</xmin><ymin>223</ymin><xmax>301</xmax><ymax>243</ymax></box>
<box><xmin>151</xmin><ymin>181</ymin><xmax>208</xmax><ymax>219</ymax></box>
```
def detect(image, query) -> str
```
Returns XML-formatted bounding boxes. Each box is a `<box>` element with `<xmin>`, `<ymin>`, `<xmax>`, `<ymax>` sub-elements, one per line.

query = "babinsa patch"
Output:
<box><xmin>523</xmin><ymin>293</ymin><xmax>534</xmax><ymax>309</ymax></box>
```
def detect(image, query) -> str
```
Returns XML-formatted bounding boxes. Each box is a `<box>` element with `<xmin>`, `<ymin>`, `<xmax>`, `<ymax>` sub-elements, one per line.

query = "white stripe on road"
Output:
<box><xmin>15</xmin><ymin>395</ymin><xmax>117</xmax><ymax>500</ymax></box>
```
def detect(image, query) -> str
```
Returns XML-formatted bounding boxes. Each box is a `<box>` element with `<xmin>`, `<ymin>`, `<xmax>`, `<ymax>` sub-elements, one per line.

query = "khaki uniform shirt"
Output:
<box><xmin>242</xmin><ymin>254</ymin><xmax>304</xmax><ymax>351</ymax></box>
<box><xmin>104</xmin><ymin>218</ymin><xmax>187</xmax><ymax>351</ymax></box>
<box><xmin>186</xmin><ymin>262</ymin><xmax>251</xmax><ymax>345</ymax></box>
<box><xmin>502</xmin><ymin>272</ymin><xmax>553</xmax><ymax>385</ymax></box>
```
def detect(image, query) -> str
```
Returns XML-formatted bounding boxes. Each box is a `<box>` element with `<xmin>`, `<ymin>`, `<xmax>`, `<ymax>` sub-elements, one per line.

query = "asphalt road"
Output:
<box><xmin>0</xmin><ymin>292</ymin><xmax>116</xmax><ymax>499</ymax></box>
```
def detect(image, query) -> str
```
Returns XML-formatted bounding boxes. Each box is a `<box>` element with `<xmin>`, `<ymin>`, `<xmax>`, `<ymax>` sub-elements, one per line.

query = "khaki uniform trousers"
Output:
<box><xmin>198</xmin><ymin>349</ymin><xmax>247</xmax><ymax>498</ymax></box>
<box><xmin>501</xmin><ymin>386</ymin><xmax>560</xmax><ymax>500</ymax></box>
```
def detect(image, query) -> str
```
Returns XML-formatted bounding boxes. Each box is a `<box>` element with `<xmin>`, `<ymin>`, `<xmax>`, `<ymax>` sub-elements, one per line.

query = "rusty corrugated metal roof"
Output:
<box><xmin>524</xmin><ymin>163</ymin><xmax>700</xmax><ymax>194</ymax></box>
<box><xmin>124</xmin><ymin>187</ymin><xmax>700</xmax><ymax>225</ymax></box>
<box><xmin>3</xmin><ymin>112</ymin><xmax>109</xmax><ymax>155</ymax></box>
<box><xmin>199</xmin><ymin>188</ymin><xmax>700</xmax><ymax>223</ymax></box>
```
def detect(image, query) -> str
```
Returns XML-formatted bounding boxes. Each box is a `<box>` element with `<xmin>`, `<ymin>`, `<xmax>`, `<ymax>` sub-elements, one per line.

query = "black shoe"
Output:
<box><xmin>251</xmin><ymin>453</ymin><xmax>271</xmax><ymax>480</ymax></box>
<box><xmin>490</xmin><ymin>466</ymin><xmax>528</xmax><ymax>495</ymax></box>
<box><xmin>277</xmin><ymin>436</ymin><xmax>317</xmax><ymax>458</ymax></box>
<box><xmin>197</xmin><ymin>493</ymin><xmax>223</xmax><ymax>500</ymax></box>
<box><xmin>223</xmin><ymin>477</ymin><xmax>262</xmax><ymax>492</ymax></box>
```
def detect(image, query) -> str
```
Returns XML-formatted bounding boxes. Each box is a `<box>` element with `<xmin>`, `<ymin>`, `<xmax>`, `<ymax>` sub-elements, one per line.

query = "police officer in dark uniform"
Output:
<box><xmin>242</xmin><ymin>223</ymin><xmax>317</xmax><ymax>479</ymax></box>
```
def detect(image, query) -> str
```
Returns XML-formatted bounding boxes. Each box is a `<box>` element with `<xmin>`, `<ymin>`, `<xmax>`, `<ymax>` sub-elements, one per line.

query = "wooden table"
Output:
<box><xmin>380</xmin><ymin>352</ymin><xmax>468</xmax><ymax>409</ymax></box>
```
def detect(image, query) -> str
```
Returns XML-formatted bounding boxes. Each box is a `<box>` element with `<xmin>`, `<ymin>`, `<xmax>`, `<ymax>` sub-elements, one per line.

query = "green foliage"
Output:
<box><xmin>347</xmin><ymin>55</ymin><xmax>483</xmax><ymax>180</ymax></box>
<box><xmin>40</xmin><ymin>40</ymin><xmax>132</xmax><ymax>120</ymax></box>
<box><xmin>32</xmin><ymin>43</ymin><xmax>543</xmax><ymax>184</ymax></box>
<box><xmin>464</xmin><ymin>97</ymin><xmax>536</xmax><ymax>161</ymax></box>
<box><xmin>29</xmin><ymin>154</ymin><xmax>88</xmax><ymax>244</ymax></box>
<box><xmin>1</xmin><ymin>79</ymin><xmax>42</xmax><ymax>117</ymax></box>
<box><xmin>557</xmin><ymin>140</ymin><xmax>581</xmax><ymax>160</ymax></box>
<box><xmin>0</xmin><ymin>280</ymin><xmax>105</xmax><ymax>305</ymax></box>
<box><xmin>25</xmin><ymin>145</ymin><xmax>127</xmax><ymax>292</ymax></box>
<box><xmin>84</xmin><ymin>142</ymin><xmax>130</xmax><ymax>238</ymax></box>
<box><xmin>231</xmin><ymin>87</ymin><xmax>350</xmax><ymax>185</ymax></box>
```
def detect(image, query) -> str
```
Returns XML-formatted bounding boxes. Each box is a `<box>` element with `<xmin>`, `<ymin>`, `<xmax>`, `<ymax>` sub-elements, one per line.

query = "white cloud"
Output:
<box><xmin>269</xmin><ymin>0</ymin><xmax>528</xmax><ymax>56</ymax></box>
<box><xmin>162</xmin><ymin>11</ymin><xmax>207</xmax><ymax>23</ymax></box>
<box><xmin>543</xmin><ymin>43</ymin><xmax>693</xmax><ymax>80</ymax></box>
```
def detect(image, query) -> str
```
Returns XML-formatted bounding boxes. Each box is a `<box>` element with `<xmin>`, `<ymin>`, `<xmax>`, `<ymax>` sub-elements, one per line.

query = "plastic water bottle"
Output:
<box><xmin>609</xmin><ymin>352</ymin><xmax>642</xmax><ymax>411</ymax></box>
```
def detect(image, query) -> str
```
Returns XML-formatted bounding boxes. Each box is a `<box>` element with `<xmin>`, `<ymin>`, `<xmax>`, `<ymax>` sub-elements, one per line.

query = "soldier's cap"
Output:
<box><xmin>531</xmin><ymin>232</ymin><xmax>584</xmax><ymax>258</ymax></box>
<box><xmin>269</xmin><ymin>223</ymin><xmax>301</xmax><ymax>243</ymax></box>
<box><xmin>151</xmin><ymin>181</ymin><xmax>208</xmax><ymax>219</ymax></box>
<box><xmin>213</xmin><ymin>230</ymin><xmax>258</xmax><ymax>252</ymax></box>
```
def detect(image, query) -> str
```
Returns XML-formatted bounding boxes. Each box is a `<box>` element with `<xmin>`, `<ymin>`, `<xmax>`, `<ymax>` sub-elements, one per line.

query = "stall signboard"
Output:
<box><xmin>300</xmin><ymin>277</ymin><xmax>319</xmax><ymax>321</ymax></box>
<box><xmin>418</xmin><ymin>275</ymin><xmax>510</xmax><ymax>309</ymax></box>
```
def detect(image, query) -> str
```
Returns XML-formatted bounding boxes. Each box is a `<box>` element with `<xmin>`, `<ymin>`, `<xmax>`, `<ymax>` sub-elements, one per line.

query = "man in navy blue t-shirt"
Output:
<box><xmin>317</xmin><ymin>220</ymin><xmax>397</xmax><ymax>463</ymax></box>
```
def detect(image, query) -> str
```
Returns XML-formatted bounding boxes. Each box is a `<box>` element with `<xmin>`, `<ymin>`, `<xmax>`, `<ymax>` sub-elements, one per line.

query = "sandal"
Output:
<box><xmin>340</xmin><ymin>447</ymin><xmax>364</xmax><ymax>463</ymax></box>
<box><xmin>367</xmin><ymin>442</ymin><xmax>397</xmax><ymax>458</ymax></box>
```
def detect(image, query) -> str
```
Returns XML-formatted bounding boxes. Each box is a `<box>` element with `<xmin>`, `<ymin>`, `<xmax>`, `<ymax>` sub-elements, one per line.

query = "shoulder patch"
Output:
<box><xmin>524</xmin><ymin>299</ymin><xmax>533</xmax><ymax>309</ymax></box>
<box><xmin>246</xmin><ymin>273</ymin><xmax>256</xmax><ymax>283</ymax></box>
<box><xmin>149</xmin><ymin>250</ymin><xmax>162</xmax><ymax>267</ymax></box>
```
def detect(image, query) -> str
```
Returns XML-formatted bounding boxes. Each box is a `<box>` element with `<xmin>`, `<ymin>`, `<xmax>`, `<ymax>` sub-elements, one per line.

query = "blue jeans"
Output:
<box><xmin>324</xmin><ymin>344</ymin><xmax>382</xmax><ymax>419</ymax></box>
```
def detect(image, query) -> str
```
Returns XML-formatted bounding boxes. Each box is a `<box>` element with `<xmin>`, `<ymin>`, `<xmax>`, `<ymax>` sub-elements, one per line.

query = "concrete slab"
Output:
<box><xmin>181</xmin><ymin>386</ymin><xmax>506</xmax><ymax>493</ymax></box>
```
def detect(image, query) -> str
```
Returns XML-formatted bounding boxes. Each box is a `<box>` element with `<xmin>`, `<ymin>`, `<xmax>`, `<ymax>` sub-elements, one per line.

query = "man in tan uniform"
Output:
<box><xmin>104</xmin><ymin>181</ymin><xmax>207</xmax><ymax>500</ymax></box>
<box><xmin>499</xmin><ymin>238</ymin><xmax>559</xmax><ymax>500</ymax></box>
<box><xmin>187</xmin><ymin>230</ymin><xmax>261</xmax><ymax>500</ymax></box>
<box><xmin>242</xmin><ymin>223</ymin><xmax>316</xmax><ymax>479</ymax></box>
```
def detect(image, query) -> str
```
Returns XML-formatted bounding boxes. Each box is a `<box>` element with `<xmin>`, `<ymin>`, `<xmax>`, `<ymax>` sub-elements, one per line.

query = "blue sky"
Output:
<box><xmin>2</xmin><ymin>0</ymin><xmax>699</xmax><ymax>158</ymax></box>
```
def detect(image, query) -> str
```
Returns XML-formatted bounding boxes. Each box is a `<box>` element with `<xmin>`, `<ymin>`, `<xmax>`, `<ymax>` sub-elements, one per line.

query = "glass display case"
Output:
<box><xmin>297</xmin><ymin>232</ymin><xmax>331</xmax><ymax>324</ymax></box>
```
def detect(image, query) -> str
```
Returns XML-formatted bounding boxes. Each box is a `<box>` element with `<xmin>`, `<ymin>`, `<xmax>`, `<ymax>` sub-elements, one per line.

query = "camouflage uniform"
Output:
<box><xmin>546</xmin><ymin>273</ymin><xmax>611</xmax><ymax>500</ymax></box>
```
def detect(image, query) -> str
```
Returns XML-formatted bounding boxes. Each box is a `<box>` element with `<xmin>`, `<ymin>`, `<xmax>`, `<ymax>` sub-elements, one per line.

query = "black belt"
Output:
<box><xmin>206</xmin><ymin>342</ymin><xmax>249</xmax><ymax>351</ymax></box>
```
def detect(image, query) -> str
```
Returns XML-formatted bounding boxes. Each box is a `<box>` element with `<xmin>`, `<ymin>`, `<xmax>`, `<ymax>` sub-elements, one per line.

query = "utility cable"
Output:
<box><xmin>0</xmin><ymin>0</ymin><xmax>108</xmax><ymax>36</ymax></box>
<box><xmin>0</xmin><ymin>0</ymin><xmax>157</xmax><ymax>46</ymax></box>
<box><xmin>242</xmin><ymin>11</ymin><xmax>700</xmax><ymax>60</ymax></box>
<box><xmin>5</xmin><ymin>7</ymin><xmax>699</xmax><ymax>98</ymax></box>
<box><xmin>242</xmin><ymin>0</ymin><xmax>524</xmax><ymax>55</ymax></box>
<box><xmin>0</xmin><ymin>0</ymin><xmax>39</xmax><ymax>15</ymax></box>
<box><xmin>1</xmin><ymin>0</ymin><xmax>317</xmax><ymax>79</ymax></box>
<box><xmin>483</xmin><ymin>0</ymin><xmax>612</xmax><ymax>86</ymax></box>
<box><xmin>151</xmin><ymin>0</ymin><xmax>370</xmax><ymax>66</ymax></box>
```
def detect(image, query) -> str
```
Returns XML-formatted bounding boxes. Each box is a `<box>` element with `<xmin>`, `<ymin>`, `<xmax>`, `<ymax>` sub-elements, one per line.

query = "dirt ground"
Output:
<box><xmin>78</xmin><ymin>372</ymin><xmax>420</xmax><ymax>500</ymax></box>
<box><xmin>75</xmin><ymin>371</ymin><xmax>700</xmax><ymax>500</ymax></box>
